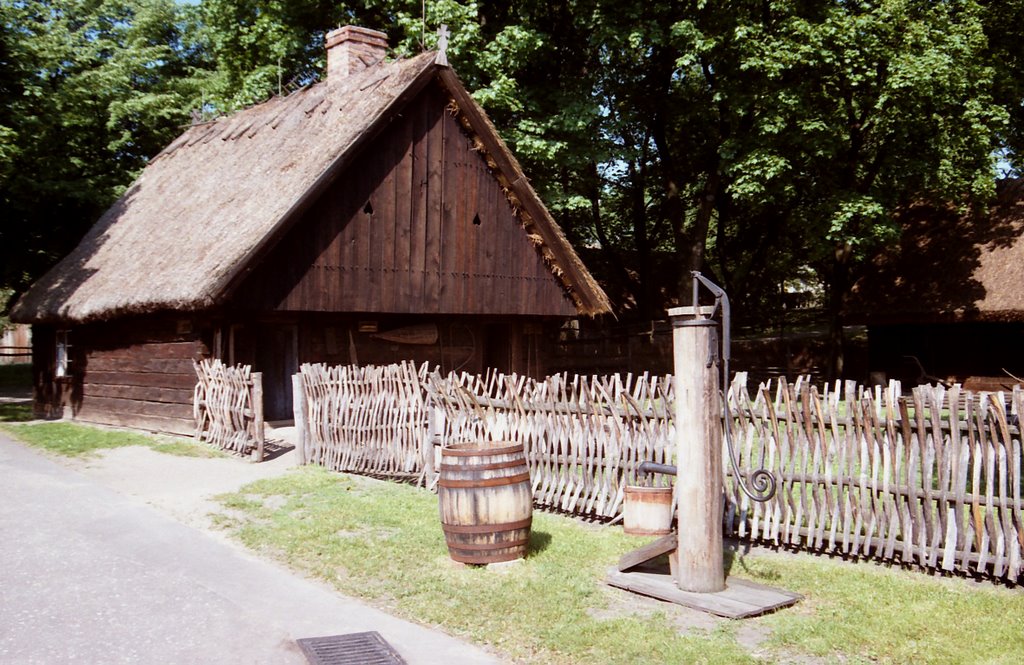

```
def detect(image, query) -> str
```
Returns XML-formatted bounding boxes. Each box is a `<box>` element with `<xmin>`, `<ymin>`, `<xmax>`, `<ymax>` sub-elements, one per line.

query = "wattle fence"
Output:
<box><xmin>730</xmin><ymin>377</ymin><xmax>1024</xmax><ymax>581</ymax></box>
<box><xmin>292</xmin><ymin>361</ymin><xmax>1024</xmax><ymax>584</ymax></box>
<box><xmin>296</xmin><ymin>362</ymin><xmax>431</xmax><ymax>479</ymax></box>
<box><xmin>427</xmin><ymin>369</ymin><xmax>675</xmax><ymax>518</ymax></box>
<box><xmin>193</xmin><ymin>359</ymin><xmax>265</xmax><ymax>460</ymax></box>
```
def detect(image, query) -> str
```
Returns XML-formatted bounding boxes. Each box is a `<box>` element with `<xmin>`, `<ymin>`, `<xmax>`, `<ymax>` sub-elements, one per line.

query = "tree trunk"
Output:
<box><xmin>828</xmin><ymin>242</ymin><xmax>853</xmax><ymax>381</ymax></box>
<box><xmin>677</xmin><ymin>172</ymin><xmax>720</xmax><ymax>304</ymax></box>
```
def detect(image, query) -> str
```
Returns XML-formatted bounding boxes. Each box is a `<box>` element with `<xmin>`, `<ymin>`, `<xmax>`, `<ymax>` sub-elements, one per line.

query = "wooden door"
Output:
<box><xmin>256</xmin><ymin>324</ymin><xmax>298</xmax><ymax>421</ymax></box>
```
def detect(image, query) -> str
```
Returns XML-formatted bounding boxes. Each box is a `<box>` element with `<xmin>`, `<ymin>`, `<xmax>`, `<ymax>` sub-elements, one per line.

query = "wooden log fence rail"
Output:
<box><xmin>292</xmin><ymin>360</ymin><xmax>1023</xmax><ymax>584</ymax></box>
<box><xmin>193</xmin><ymin>358</ymin><xmax>264</xmax><ymax>459</ymax></box>
<box><xmin>298</xmin><ymin>361</ymin><xmax>431</xmax><ymax>480</ymax></box>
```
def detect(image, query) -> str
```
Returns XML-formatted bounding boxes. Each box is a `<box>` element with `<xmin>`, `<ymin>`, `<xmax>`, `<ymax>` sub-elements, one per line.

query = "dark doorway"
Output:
<box><xmin>483</xmin><ymin>323</ymin><xmax>511</xmax><ymax>374</ymax></box>
<box><xmin>255</xmin><ymin>324</ymin><xmax>298</xmax><ymax>421</ymax></box>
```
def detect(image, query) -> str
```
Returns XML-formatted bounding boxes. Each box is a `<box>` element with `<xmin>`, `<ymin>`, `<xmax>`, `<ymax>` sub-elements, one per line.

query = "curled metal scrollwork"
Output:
<box><xmin>692</xmin><ymin>272</ymin><xmax>777</xmax><ymax>503</ymax></box>
<box><xmin>746</xmin><ymin>468</ymin><xmax>778</xmax><ymax>502</ymax></box>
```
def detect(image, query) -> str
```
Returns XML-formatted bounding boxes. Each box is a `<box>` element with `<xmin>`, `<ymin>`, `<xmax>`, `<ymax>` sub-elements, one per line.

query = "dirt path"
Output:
<box><xmin>0</xmin><ymin>380</ymin><xmax>304</xmax><ymax>536</ymax></box>
<box><xmin>63</xmin><ymin>443</ymin><xmax>301</xmax><ymax>533</ymax></box>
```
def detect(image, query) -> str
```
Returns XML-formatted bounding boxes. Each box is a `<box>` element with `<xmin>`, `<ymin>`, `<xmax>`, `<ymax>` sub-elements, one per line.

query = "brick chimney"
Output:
<box><xmin>325</xmin><ymin>26</ymin><xmax>388</xmax><ymax>81</ymax></box>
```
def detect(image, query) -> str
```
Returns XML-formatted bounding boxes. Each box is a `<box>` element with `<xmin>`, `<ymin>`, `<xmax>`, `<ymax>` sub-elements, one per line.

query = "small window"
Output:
<box><xmin>55</xmin><ymin>330</ymin><xmax>70</xmax><ymax>378</ymax></box>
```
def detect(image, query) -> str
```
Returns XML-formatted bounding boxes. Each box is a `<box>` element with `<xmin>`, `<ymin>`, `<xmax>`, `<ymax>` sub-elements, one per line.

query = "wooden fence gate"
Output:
<box><xmin>193</xmin><ymin>359</ymin><xmax>265</xmax><ymax>460</ymax></box>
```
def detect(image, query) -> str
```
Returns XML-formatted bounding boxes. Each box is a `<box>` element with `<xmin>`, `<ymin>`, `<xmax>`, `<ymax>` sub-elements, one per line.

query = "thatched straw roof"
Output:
<box><xmin>12</xmin><ymin>51</ymin><xmax>610</xmax><ymax>324</ymax></box>
<box><xmin>848</xmin><ymin>178</ymin><xmax>1024</xmax><ymax>324</ymax></box>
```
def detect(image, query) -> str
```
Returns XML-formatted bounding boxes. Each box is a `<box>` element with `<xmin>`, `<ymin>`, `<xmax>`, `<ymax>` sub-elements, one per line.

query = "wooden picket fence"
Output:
<box><xmin>193</xmin><ymin>359</ymin><xmax>265</xmax><ymax>459</ymax></box>
<box><xmin>428</xmin><ymin>369</ymin><xmax>675</xmax><ymax>518</ymax></box>
<box><xmin>293</xmin><ymin>361</ymin><xmax>1023</xmax><ymax>584</ymax></box>
<box><xmin>727</xmin><ymin>376</ymin><xmax>1024</xmax><ymax>582</ymax></box>
<box><xmin>297</xmin><ymin>361</ymin><xmax>431</xmax><ymax>479</ymax></box>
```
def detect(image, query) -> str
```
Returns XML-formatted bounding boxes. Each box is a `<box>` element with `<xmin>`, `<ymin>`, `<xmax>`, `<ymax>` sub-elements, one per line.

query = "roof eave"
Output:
<box><xmin>432</xmin><ymin>67</ymin><xmax>613</xmax><ymax>317</ymax></box>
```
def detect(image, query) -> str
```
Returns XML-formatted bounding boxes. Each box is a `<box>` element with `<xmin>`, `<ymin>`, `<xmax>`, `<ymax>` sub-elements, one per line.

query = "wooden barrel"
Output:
<box><xmin>438</xmin><ymin>442</ymin><xmax>533</xmax><ymax>564</ymax></box>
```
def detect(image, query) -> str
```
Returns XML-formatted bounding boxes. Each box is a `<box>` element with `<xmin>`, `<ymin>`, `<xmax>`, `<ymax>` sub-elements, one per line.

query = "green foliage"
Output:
<box><xmin>0</xmin><ymin>0</ymin><xmax>201</xmax><ymax>296</ymax></box>
<box><xmin>0</xmin><ymin>0</ymin><xmax>1016</xmax><ymax>366</ymax></box>
<box><xmin>981</xmin><ymin>0</ymin><xmax>1024</xmax><ymax>174</ymax></box>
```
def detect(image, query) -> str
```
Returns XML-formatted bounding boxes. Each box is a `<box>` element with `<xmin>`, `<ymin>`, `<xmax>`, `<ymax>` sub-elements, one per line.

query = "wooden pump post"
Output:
<box><xmin>669</xmin><ymin>305</ymin><xmax>725</xmax><ymax>593</ymax></box>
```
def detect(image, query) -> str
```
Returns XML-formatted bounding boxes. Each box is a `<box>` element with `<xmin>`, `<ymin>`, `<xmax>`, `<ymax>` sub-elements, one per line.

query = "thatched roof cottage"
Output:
<box><xmin>11</xmin><ymin>26</ymin><xmax>611</xmax><ymax>433</ymax></box>
<box><xmin>847</xmin><ymin>178</ymin><xmax>1024</xmax><ymax>388</ymax></box>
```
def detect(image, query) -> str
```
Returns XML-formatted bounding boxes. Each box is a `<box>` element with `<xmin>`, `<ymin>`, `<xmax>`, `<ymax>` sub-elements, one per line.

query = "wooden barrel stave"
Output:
<box><xmin>438</xmin><ymin>442</ymin><xmax>533</xmax><ymax>564</ymax></box>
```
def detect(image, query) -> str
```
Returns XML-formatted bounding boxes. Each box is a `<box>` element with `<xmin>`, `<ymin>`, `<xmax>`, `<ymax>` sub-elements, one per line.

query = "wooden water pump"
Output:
<box><xmin>668</xmin><ymin>272</ymin><xmax>776</xmax><ymax>592</ymax></box>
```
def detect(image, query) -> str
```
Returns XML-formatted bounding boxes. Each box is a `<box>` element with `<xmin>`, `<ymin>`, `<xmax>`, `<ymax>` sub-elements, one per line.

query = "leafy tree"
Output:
<box><xmin>0</xmin><ymin>0</ymin><xmax>199</xmax><ymax>295</ymax></box>
<box><xmin>979</xmin><ymin>0</ymin><xmax>1024</xmax><ymax>172</ymax></box>
<box><xmin>543</xmin><ymin>1</ymin><xmax>1003</xmax><ymax>375</ymax></box>
<box><xmin>1</xmin><ymin>0</ymin><xmax>1010</xmax><ymax>384</ymax></box>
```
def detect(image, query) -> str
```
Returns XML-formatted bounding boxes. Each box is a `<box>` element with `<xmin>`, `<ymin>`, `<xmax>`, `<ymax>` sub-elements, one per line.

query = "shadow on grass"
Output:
<box><xmin>0</xmin><ymin>364</ymin><xmax>31</xmax><ymax>390</ymax></box>
<box><xmin>0</xmin><ymin>402</ymin><xmax>33</xmax><ymax>423</ymax></box>
<box><xmin>529</xmin><ymin>529</ymin><xmax>553</xmax><ymax>556</ymax></box>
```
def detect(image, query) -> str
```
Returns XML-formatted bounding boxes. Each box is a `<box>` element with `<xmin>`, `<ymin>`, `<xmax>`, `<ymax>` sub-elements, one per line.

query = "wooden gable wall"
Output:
<box><xmin>236</xmin><ymin>82</ymin><xmax>577</xmax><ymax>317</ymax></box>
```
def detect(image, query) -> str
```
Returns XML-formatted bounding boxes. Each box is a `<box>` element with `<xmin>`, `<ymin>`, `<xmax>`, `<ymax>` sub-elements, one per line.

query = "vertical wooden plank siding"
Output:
<box><xmin>237</xmin><ymin>84</ymin><xmax>576</xmax><ymax>317</ymax></box>
<box><xmin>394</xmin><ymin>113</ymin><xmax>414</xmax><ymax>310</ymax></box>
<box><xmin>409</xmin><ymin>99</ymin><xmax>428</xmax><ymax>306</ymax></box>
<box><xmin>423</xmin><ymin>90</ymin><xmax>443</xmax><ymax>312</ymax></box>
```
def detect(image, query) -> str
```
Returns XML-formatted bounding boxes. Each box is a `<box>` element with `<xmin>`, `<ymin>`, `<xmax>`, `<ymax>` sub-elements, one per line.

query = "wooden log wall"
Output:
<box><xmin>40</xmin><ymin>319</ymin><xmax>204</xmax><ymax>434</ymax></box>
<box><xmin>193</xmin><ymin>359</ymin><xmax>264</xmax><ymax>459</ymax></box>
<box><xmin>299</xmin><ymin>361</ymin><xmax>430</xmax><ymax>479</ymax></box>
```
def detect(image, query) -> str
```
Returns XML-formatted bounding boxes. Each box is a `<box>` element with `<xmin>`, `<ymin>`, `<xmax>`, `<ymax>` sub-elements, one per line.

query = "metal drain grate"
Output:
<box><xmin>296</xmin><ymin>631</ymin><xmax>407</xmax><ymax>665</ymax></box>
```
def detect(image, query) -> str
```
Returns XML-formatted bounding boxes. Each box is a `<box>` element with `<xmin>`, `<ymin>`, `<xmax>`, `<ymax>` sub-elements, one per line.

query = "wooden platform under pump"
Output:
<box><xmin>606</xmin><ymin>533</ymin><xmax>803</xmax><ymax>619</ymax></box>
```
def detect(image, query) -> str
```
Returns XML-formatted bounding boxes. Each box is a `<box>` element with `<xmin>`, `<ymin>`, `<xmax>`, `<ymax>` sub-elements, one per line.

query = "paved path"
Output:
<box><xmin>0</xmin><ymin>432</ymin><xmax>500</xmax><ymax>664</ymax></box>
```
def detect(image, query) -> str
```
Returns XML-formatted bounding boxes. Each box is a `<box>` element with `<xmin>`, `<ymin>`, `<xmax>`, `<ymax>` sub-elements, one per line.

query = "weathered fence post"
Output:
<box><xmin>292</xmin><ymin>372</ymin><xmax>308</xmax><ymax>465</ymax></box>
<box><xmin>421</xmin><ymin>403</ymin><xmax>439</xmax><ymax>486</ymax></box>
<box><xmin>669</xmin><ymin>305</ymin><xmax>725</xmax><ymax>593</ymax></box>
<box><xmin>251</xmin><ymin>372</ymin><xmax>265</xmax><ymax>462</ymax></box>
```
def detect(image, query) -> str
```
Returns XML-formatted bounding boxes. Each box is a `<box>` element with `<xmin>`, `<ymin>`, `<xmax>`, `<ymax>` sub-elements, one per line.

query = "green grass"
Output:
<box><xmin>739</xmin><ymin>553</ymin><xmax>1024</xmax><ymax>664</ymax></box>
<box><xmin>0</xmin><ymin>402</ymin><xmax>32</xmax><ymax>422</ymax></box>
<box><xmin>147</xmin><ymin>438</ymin><xmax>227</xmax><ymax>458</ymax></box>
<box><xmin>0</xmin><ymin>421</ymin><xmax>226</xmax><ymax>458</ymax></box>
<box><xmin>215</xmin><ymin>469</ymin><xmax>753</xmax><ymax>664</ymax></box>
<box><xmin>213</xmin><ymin>468</ymin><xmax>1024</xmax><ymax>664</ymax></box>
